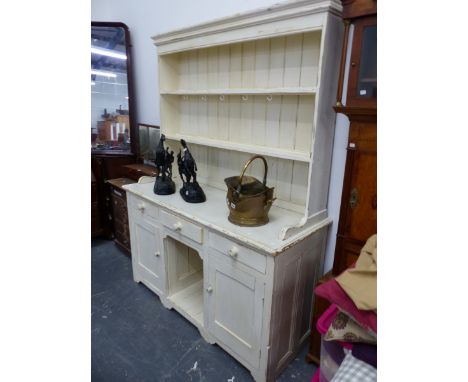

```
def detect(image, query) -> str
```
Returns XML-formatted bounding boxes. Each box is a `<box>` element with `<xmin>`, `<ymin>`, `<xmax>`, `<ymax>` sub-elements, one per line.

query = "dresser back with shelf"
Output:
<box><xmin>159</xmin><ymin>31</ymin><xmax>322</xmax><ymax>92</ymax></box>
<box><xmin>153</xmin><ymin>0</ymin><xmax>343</xmax><ymax>240</ymax></box>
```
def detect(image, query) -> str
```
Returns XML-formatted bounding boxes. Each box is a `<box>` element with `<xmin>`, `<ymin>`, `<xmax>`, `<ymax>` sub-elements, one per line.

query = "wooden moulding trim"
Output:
<box><xmin>91</xmin><ymin>151</ymin><xmax>136</xmax><ymax>158</ymax></box>
<box><xmin>161</xmin><ymin>87</ymin><xmax>317</xmax><ymax>96</ymax></box>
<box><xmin>335</xmin><ymin>20</ymin><xmax>350</xmax><ymax>107</ymax></box>
<box><xmin>152</xmin><ymin>0</ymin><xmax>342</xmax><ymax>46</ymax></box>
<box><xmin>91</xmin><ymin>21</ymin><xmax>139</xmax><ymax>157</ymax></box>
<box><xmin>341</xmin><ymin>0</ymin><xmax>377</xmax><ymax>20</ymax></box>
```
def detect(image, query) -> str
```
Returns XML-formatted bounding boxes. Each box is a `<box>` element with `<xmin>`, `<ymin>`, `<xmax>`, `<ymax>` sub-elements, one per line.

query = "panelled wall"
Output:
<box><xmin>160</xmin><ymin>32</ymin><xmax>321</xmax><ymax>92</ymax></box>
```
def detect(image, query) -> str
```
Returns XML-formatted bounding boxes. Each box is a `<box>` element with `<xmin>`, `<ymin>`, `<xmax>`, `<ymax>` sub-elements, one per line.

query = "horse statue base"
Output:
<box><xmin>179</xmin><ymin>181</ymin><xmax>206</xmax><ymax>203</ymax></box>
<box><xmin>154</xmin><ymin>177</ymin><xmax>176</xmax><ymax>195</ymax></box>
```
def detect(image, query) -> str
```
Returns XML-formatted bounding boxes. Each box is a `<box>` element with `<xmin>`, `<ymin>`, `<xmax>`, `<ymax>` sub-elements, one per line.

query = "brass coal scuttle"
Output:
<box><xmin>224</xmin><ymin>155</ymin><xmax>276</xmax><ymax>227</ymax></box>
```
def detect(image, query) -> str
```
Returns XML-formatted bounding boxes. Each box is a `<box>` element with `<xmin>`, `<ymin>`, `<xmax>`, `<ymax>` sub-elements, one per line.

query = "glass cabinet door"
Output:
<box><xmin>347</xmin><ymin>16</ymin><xmax>377</xmax><ymax>107</ymax></box>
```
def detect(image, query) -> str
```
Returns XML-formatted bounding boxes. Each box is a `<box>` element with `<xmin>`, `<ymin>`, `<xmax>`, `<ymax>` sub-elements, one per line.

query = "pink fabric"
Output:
<box><xmin>316</xmin><ymin>304</ymin><xmax>339</xmax><ymax>334</ymax></box>
<box><xmin>311</xmin><ymin>368</ymin><xmax>320</xmax><ymax>382</ymax></box>
<box><xmin>315</xmin><ymin>279</ymin><xmax>377</xmax><ymax>334</ymax></box>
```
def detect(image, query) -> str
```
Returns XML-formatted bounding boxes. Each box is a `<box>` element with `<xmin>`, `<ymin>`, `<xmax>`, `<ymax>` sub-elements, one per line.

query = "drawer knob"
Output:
<box><xmin>173</xmin><ymin>222</ymin><xmax>183</xmax><ymax>231</ymax></box>
<box><xmin>206</xmin><ymin>285</ymin><xmax>213</xmax><ymax>293</ymax></box>
<box><xmin>154</xmin><ymin>251</ymin><xmax>160</xmax><ymax>257</ymax></box>
<box><xmin>228</xmin><ymin>247</ymin><xmax>238</xmax><ymax>258</ymax></box>
<box><xmin>137</xmin><ymin>203</ymin><xmax>145</xmax><ymax>211</ymax></box>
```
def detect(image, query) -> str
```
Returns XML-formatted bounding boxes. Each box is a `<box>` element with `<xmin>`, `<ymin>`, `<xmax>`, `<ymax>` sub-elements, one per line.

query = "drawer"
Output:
<box><xmin>114</xmin><ymin>220</ymin><xmax>130</xmax><ymax>249</ymax></box>
<box><xmin>110</xmin><ymin>187</ymin><xmax>126</xmax><ymax>199</ymax></box>
<box><xmin>129</xmin><ymin>195</ymin><xmax>158</xmax><ymax>221</ymax></box>
<box><xmin>209</xmin><ymin>232</ymin><xmax>267</xmax><ymax>274</ymax></box>
<box><xmin>160</xmin><ymin>210</ymin><xmax>203</xmax><ymax>244</ymax></box>
<box><xmin>112</xmin><ymin>195</ymin><xmax>128</xmax><ymax>220</ymax></box>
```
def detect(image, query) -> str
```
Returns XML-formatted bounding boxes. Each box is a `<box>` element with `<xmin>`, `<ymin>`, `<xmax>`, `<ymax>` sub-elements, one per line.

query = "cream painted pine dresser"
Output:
<box><xmin>124</xmin><ymin>1</ymin><xmax>343</xmax><ymax>381</ymax></box>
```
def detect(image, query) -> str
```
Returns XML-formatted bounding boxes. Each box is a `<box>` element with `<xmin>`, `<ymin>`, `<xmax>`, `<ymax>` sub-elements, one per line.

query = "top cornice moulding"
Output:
<box><xmin>152</xmin><ymin>0</ymin><xmax>342</xmax><ymax>46</ymax></box>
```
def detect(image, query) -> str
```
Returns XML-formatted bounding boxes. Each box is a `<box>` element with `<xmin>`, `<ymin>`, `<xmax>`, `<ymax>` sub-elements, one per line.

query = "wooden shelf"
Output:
<box><xmin>165</xmin><ymin>133</ymin><xmax>311</xmax><ymax>162</ymax></box>
<box><xmin>168</xmin><ymin>279</ymin><xmax>204</xmax><ymax>327</ymax></box>
<box><xmin>161</xmin><ymin>87</ymin><xmax>317</xmax><ymax>96</ymax></box>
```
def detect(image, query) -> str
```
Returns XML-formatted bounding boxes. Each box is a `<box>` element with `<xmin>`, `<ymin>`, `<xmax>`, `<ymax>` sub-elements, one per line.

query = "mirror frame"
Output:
<box><xmin>91</xmin><ymin>21</ymin><xmax>139</xmax><ymax>156</ymax></box>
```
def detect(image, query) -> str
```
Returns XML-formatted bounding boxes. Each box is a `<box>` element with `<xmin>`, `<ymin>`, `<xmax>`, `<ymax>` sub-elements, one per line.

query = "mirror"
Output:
<box><xmin>91</xmin><ymin>22</ymin><xmax>136</xmax><ymax>154</ymax></box>
<box><xmin>139</xmin><ymin>123</ymin><xmax>160</xmax><ymax>162</ymax></box>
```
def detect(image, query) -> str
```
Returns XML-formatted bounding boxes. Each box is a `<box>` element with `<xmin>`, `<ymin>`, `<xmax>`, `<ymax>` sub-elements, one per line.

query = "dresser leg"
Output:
<box><xmin>250</xmin><ymin>370</ymin><xmax>267</xmax><ymax>382</ymax></box>
<box><xmin>159</xmin><ymin>296</ymin><xmax>174</xmax><ymax>310</ymax></box>
<box><xmin>199</xmin><ymin>328</ymin><xmax>215</xmax><ymax>345</ymax></box>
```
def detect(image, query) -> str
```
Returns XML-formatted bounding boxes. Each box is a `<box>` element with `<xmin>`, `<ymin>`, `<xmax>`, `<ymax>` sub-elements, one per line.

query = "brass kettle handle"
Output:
<box><xmin>235</xmin><ymin>155</ymin><xmax>268</xmax><ymax>194</ymax></box>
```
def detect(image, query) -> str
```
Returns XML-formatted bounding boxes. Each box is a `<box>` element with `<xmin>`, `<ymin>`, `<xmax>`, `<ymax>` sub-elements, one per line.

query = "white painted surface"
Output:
<box><xmin>91</xmin><ymin>0</ymin><xmax>349</xmax><ymax>278</ymax></box>
<box><xmin>322</xmin><ymin>24</ymin><xmax>354</xmax><ymax>272</ymax></box>
<box><xmin>207</xmin><ymin>251</ymin><xmax>265</xmax><ymax>369</ymax></box>
<box><xmin>209</xmin><ymin>231</ymin><xmax>267</xmax><ymax>274</ymax></box>
<box><xmin>127</xmin><ymin>188</ymin><xmax>328</xmax><ymax>382</ymax></box>
<box><xmin>160</xmin><ymin>209</ymin><xmax>204</xmax><ymax>244</ymax></box>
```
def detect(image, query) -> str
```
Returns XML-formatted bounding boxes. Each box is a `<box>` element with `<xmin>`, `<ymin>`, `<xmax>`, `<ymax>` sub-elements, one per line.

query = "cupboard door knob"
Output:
<box><xmin>206</xmin><ymin>285</ymin><xmax>213</xmax><ymax>293</ymax></box>
<box><xmin>173</xmin><ymin>222</ymin><xmax>183</xmax><ymax>231</ymax></box>
<box><xmin>137</xmin><ymin>203</ymin><xmax>145</xmax><ymax>211</ymax></box>
<box><xmin>228</xmin><ymin>247</ymin><xmax>238</xmax><ymax>258</ymax></box>
<box><xmin>154</xmin><ymin>251</ymin><xmax>160</xmax><ymax>257</ymax></box>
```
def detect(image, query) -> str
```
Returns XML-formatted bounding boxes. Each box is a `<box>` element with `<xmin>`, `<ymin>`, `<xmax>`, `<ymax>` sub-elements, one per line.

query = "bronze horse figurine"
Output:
<box><xmin>178</xmin><ymin>139</ymin><xmax>197</xmax><ymax>184</ymax></box>
<box><xmin>177</xmin><ymin>139</ymin><xmax>206</xmax><ymax>203</ymax></box>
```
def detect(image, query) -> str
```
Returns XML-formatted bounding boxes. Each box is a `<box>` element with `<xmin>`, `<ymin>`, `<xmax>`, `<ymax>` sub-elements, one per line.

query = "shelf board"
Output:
<box><xmin>165</xmin><ymin>133</ymin><xmax>311</xmax><ymax>162</ymax></box>
<box><xmin>168</xmin><ymin>279</ymin><xmax>204</xmax><ymax>327</ymax></box>
<box><xmin>161</xmin><ymin>87</ymin><xmax>317</xmax><ymax>96</ymax></box>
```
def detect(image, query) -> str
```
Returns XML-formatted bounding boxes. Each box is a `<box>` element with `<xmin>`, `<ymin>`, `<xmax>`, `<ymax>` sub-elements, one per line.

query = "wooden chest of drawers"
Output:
<box><xmin>122</xmin><ymin>163</ymin><xmax>158</xmax><ymax>181</ymax></box>
<box><xmin>107</xmin><ymin>164</ymin><xmax>158</xmax><ymax>254</ymax></box>
<box><xmin>107</xmin><ymin>178</ymin><xmax>135</xmax><ymax>254</ymax></box>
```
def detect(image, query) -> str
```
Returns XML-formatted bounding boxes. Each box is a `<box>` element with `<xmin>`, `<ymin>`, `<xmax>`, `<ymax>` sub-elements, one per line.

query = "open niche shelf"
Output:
<box><xmin>166</xmin><ymin>236</ymin><xmax>204</xmax><ymax>326</ymax></box>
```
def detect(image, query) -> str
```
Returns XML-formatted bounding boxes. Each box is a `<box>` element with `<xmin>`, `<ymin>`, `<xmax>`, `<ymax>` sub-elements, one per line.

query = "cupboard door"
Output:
<box><xmin>207</xmin><ymin>252</ymin><xmax>264</xmax><ymax>368</ymax></box>
<box><xmin>131</xmin><ymin>218</ymin><xmax>164</xmax><ymax>294</ymax></box>
<box><xmin>346</xmin><ymin>16</ymin><xmax>377</xmax><ymax>108</ymax></box>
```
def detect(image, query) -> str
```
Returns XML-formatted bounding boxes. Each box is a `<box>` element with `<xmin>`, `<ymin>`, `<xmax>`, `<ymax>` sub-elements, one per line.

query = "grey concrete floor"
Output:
<box><xmin>92</xmin><ymin>239</ymin><xmax>317</xmax><ymax>382</ymax></box>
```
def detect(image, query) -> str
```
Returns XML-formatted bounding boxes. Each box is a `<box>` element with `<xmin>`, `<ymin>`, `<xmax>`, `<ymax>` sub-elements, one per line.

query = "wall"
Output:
<box><xmin>91</xmin><ymin>0</ymin><xmax>350</xmax><ymax>273</ymax></box>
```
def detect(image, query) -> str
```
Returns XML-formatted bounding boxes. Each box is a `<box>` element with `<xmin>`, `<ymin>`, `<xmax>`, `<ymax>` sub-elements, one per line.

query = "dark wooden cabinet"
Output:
<box><xmin>91</xmin><ymin>153</ymin><xmax>136</xmax><ymax>239</ymax></box>
<box><xmin>107</xmin><ymin>178</ymin><xmax>134</xmax><ymax>254</ymax></box>
<box><xmin>122</xmin><ymin>163</ymin><xmax>158</xmax><ymax>180</ymax></box>
<box><xmin>332</xmin><ymin>108</ymin><xmax>376</xmax><ymax>273</ymax></box>
<box><xmin>91</xmin><ymin>170</ymin><xmax>103</xmax><ymax>237</ymax></box>
<box><xmin>107</xmin><ymin>164</ymin><xmax>159</xmax><ymax>254</ymax></box>
<box><xmin>333</xmin><ymin>0</ymin><xmax>377</xmax><ymax>275</ymax></box>
<box><xmin>306</xmin><ymin>0</ymin><xmax>377</xmax><ymax>364</ymax></box>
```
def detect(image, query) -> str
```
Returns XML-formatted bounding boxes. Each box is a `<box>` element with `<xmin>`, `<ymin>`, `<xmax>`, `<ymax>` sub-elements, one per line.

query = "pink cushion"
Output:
<box><xmin>315</xmin><ymin>279</ymin><xmax>377</xmax><ymax>334</ymax></box>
